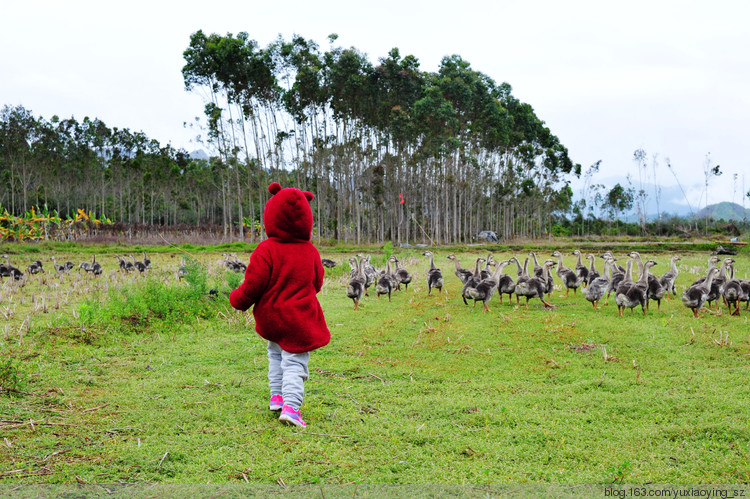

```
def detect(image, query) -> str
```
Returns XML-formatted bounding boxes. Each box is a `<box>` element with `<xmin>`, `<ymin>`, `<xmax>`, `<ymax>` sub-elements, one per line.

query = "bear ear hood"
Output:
<box><xmin>264</xmin><ymin>183</ymin><xmax>315</xmax><ymax>241</ymax></box>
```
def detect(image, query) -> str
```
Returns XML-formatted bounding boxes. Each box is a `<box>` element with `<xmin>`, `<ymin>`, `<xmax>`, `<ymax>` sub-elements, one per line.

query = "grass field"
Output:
<box><xmin>1</xmin><ymin>243</ymin><xmax>749</xmax><ymax>485</ymax></box>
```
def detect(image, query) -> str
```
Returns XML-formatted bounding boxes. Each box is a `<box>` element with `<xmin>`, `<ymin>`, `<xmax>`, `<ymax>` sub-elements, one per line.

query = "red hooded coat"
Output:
<box><xmin>229</xmin><ymin>183</ymin><xmax>330</xmax><ymax>353</ymax></box>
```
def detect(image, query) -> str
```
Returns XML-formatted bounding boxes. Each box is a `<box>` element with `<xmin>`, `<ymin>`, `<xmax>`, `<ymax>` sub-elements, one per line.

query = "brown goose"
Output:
<box><xmin>461</xmin><ymin>257</ymin><xmax>486</xmax><ymax>306</ymax></box>
<box><xmin>515</xmin><ymin>259</ymin><xmax>556</xmax><ymax>309</ymax></box>
<box><xmin>447</xmin><ymin>254</ymin><xmax>473</xmax><ymax>284</ymax></box>
<box><xmin>391</xmin><ymin>256</ymin><xmax>413</xmax><ymax>291</ymax></box>
<box><xmin>467</xmin><ymin>259</ymin><xmax>511</xmax><ymax>313</ymax></box>
<box><xmin>552</xmin><ymin>250</ymin><xmax>583</xmax><ymax>297</ymax></box>
<box><xmin>346</xmin><ymin>257</ymin><xmax>366</xmax><ymax>310</ymax></box>
<box><xmin>616</xmin><ymin>259</ymin><xmax>656</xmax><ymax>317</ymax></box>
<box><xmin>659</xmin><ymin>255</ymin><xmax>681</xmax><ymax>298</ymax></box>
<box><xmin>422</xmin><ymin>251</ymin><xmax>444</xmax><ymax>295</ymax></box>
<box><xmin>682</xmin><ymin>267</ymin><xmax>719</xmax><ymax>318</ymax></box>
<box><xmin>723</xmin><ymin>263</ymin><xmax>742</xmax><ymax>316</ymax></box>
<box><xmin>585</xmin><ymin>254</ymin><xmax>600</xmax><ymax>286</ymax></box>
<box><xmin>571</xmin><ymin>250</ymin><xmax>589</xmax><ymax>287</ymax></box>
<box><xmin>583</xmin><ymin>257</ymin><xmax>614</xmax><ymax>309</ymax></box>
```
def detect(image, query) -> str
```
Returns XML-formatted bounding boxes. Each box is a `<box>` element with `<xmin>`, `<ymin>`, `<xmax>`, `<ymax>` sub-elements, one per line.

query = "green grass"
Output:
<box><xmin>1</xmin><ymin>247</ymin><xmax>749</xmax><ymax>484</ymax></box>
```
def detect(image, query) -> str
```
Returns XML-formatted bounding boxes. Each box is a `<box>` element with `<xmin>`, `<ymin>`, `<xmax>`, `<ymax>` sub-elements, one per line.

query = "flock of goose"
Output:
<box><xmin>0</xmin><ymin>253</ymin><xmax>153</xmax><ymax>281</ymax></box>
<box><xmin>343</xmin><ymin>250</ymin><xmax>749</xmax><ymax>318</ymax></box>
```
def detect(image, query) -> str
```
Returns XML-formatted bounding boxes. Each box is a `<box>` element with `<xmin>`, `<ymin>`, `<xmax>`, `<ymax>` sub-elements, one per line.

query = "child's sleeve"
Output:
<box><xmin>229</xmin><ymin>247</ymin><xmax>271</xmax><ymax>311</ymax></box>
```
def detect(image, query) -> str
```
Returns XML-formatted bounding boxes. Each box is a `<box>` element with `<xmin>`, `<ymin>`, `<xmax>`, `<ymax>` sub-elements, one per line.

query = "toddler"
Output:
<box><xmin>229</xmin><ymin>182</ymin><xmax>330</xmax><ymax>427</ymax></box>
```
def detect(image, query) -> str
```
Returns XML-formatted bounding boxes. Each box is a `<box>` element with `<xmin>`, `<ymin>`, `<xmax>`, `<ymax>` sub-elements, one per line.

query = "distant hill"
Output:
<box><xmin>694</xmin><ymin>202</ymin><xmax>750</xmax><ymax>221</ymax></box>
<box><xmin>189</xmin><ymin>149</ymin><xmax>209</xmax><ymax>160</ymax></box>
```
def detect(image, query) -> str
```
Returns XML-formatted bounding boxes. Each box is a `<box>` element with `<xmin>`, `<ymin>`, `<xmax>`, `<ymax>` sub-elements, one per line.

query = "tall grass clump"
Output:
<box><xmin>75</xmin><ymin>258</ymin><xmax>227</xmax><ymax>334</ymax></box>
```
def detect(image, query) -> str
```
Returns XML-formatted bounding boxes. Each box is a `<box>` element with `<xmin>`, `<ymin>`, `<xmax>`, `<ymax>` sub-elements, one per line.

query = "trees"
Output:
<box><xmin>604</xmin><ymin>183</ymin><xmax>634</xmax><ymax>233</ymax></box>
<box><xmin>2</xmin><ymin>34</ymin><xmax>583</xmax><ymax>243</ymax></box>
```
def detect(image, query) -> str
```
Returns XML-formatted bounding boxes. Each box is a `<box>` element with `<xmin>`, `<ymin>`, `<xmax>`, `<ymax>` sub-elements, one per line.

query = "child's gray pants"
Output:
<box><xmin>267</xmin><ymin>341</ymin><xmax>310</xmax><ymax>410</ymax></box>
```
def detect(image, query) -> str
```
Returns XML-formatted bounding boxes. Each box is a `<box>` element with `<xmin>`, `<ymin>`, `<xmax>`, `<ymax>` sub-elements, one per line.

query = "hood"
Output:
<box><xmin>264</xmin><ymin>182</ymin><xmax>315</xmax><ymax>242</ymax></box>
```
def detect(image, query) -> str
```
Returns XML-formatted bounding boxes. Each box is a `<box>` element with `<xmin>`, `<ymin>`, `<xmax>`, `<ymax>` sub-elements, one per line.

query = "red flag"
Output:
<box><xmin>399</xmin><ymin>193</ymin><xmax>404</xmax><ymax>204</ymax></box>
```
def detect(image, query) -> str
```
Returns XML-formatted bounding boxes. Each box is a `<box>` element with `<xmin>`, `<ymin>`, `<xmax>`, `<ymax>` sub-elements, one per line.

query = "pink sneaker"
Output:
<box><xmin>269</xmin><ymin>394</ymin><xmax>283</xmax><ymax>411</ymax></box>
<box><xmin>278</xmin><ymin>405</ymin><xmax>306</xmax><ymax>428</ymax></box>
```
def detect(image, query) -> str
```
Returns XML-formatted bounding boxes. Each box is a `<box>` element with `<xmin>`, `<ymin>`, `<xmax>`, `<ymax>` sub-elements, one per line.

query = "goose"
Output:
<box><xmin>600</xmin><ymin>252</ymin><xmax>626</xmax><ymax>273</ymax></box>
<box><xmin>348</xmin><ymin>257</ymin><xmax>359</xmax><ymax>279</ymax></box>
<box><xmin>602</xmin><ymin>261</ymin><xmax>623</xmax><ymax>306</ymax></box>
<box><xmin>1</xmin><ymin>255</ymin><xmax>24</xmax><ymax>280</ymax></box>
<box><xmin>688</xmin><ymin>257</ymin><xmax>730</xmax><ymax>310</ymax></box>
<box><xmin>585</xmin><ymin>254</ymin><xmax>600</xmax><ymax>286</ymax></box>
<box><xmin>529</xmin><ymin>251</ymin><xmax>544</xmax><ymax>277</ymax></box>
<box><xmin>447</xmin><ymin>254</ymin><xmax>474</xmax><ymax>284</ymax></box>
<box><xmin>571</xmin><ymin>250</ymin><xmax>589</xmax><ymax>287</ymax></box>
<box><xmin>461</xmin><ymin>257</ymin><xmax>486</xmax><ymax>306</ymax></box>
<box><xmin>467</xmin><ymin>259</ymin><xmax>511</xmax><ymax>313</ymax></box>
<box><xmin>346</xmin><ymin>257</ymin><xmax>366</xmax><ymax>310</ymax></box>
<box><xmin>375</xmin><ymin>257</ymin><xmax>398</xmax><ymax>301</ymax></box>
<box><xmin>27</xmin><ymin>260</ymin><xmax>45</xmax><ymax>275</ymax></box>
<box><xmin>0</xmin><ymin>255</ymin><xmax>9</xmax><ymax>276</ymax></box>
<box><xmin>628</xmin><ymin>251</ymin><xmax>664</xmax><ymax>308</ymax></box>
<box><xmin>690</xmin><ymin>256</ymin><xmax>721</xmax><ymax>287</ymax></box>
<box><xmin>509</xmin><ymin>255</ymin><xmax>524</xmax><ymax>279</ymax></box>
<box><xmin>356</xmin><ymin>254</ymin><xmax>378</xmax><ymax>296</ymax></box>
<box><xmin>584</xmin><ymin>257</ymin><xmax>614</xmax><ymax>309</ymax></box>
<box><xmin>142</xmin><ymin>251</ymin><xmax>151</xmax><ymax>269</ymax></box>
<box><xmin>513</xmin><ymin>257</ymin><xmax>532</xmax><ymax>304</ymax></box>
<box><xmin>682</xmin><ymin>267</ymin><xmax>719</xmax><ymax>318</ymax></box>
<box><xmin>64</xmin><ymin>261</ymin><xmax>75</xmax><ymax>272</ymax></box>
<box><xmin>552</xmin><ymin>250</ymin><xmax>583</xmax><ymax>297</ymax></box>
<box><xmin>321</xmin><ymin>258</ymin><xmax>337</xmax><ymax>269</ymax></box>
<box><xmin>646</xmin><ymin>266</ymin><xmax>667</xmax><ymax>311</ymax></box>
<box><xmin>116</xmin><ymin>254</ymin><xmax>134</xmax><ymax>272</ymax></box>
<box><xmin>608</xmin><ymin>258</ymin><xmax>633</xmax><ymax>306</ymax></box>
<box><xmin>659</xmin><ymin>255</ymin><xmax>681</xmax><ymax>298</ymax></box>
<box><xmin>706</xmin><ymin>258</ymin><xmax>734</xmax><ymax>310</ymax></box>
<box><xmin>222</xmin><ymin>253</ymin><xmax>246</xmax><ymax>273</ymax></box>
<box><xmin>626</xmin><ymin>251</ymin><xmax>666</xmax><ymax>311</ymax></box>
<box><xmin>480</xmin><ymin>254</ymin><xmax>493</xmax><ymax>280</ymax></box>
<box><xmin>131</xmin><ymin>254</ymin><xmax>147</xmax><ymax>273</ymax></box>
<box><xmin>391</xmin><ymin>256</ymin><xmax>413</xmax><ymax>291</ymax></box>
<box><xmin>723</xmin><ymin>264</ymin><xmax>742</xmax><ymax>316</ymax></box>
<box><xmin>515</xmin><ymin>259</ymin><xmax>556</xmax><ymax>309</ymax></box>
<box><xmin>51</xmin><ymin>256</ymin><xmax>67</xmax><ymax>274</ymax></box>
<box><xmin>496</xmin><ymin>259</ymin><xmax>517</xmax><ymax>305</ymax></box>
<box><xmin>78</xmin><ymin>261</ymin><xmax>92</xmax><ymax>272</ymax></box>
<box><xmin>422</xmin><ymin>251</ymin><xmax>444</xmax><ymax>295</ymax></box>
<box><xmin>91</xmin><ymin>255</ymin><xmax>102</xmax><ymax>276</ymax></box>
<box><xmin>739</xmin><ymin>277</ymin><xmax>750</xmax><ymax>312</ymax></box>
<box><xmin>615</xmin><ymin>259</ymin><xmax>657</xmax><ymax>317</ymax></box>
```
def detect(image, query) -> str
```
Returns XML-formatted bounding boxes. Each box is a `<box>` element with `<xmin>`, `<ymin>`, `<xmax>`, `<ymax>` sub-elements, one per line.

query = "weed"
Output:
<box><xmin>0</xmin><ymin>357</ymin><xmax>26</xmax><ymax>395</ymax></box>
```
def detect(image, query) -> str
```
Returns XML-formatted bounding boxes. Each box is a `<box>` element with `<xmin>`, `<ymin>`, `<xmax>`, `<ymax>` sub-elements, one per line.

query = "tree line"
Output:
<box><xmin>3</xmin><ymin>32</ymin><xmax>743</xmax><ymax>244</ymax></box>
<box><xmin>179</xmin><ymin>30</ymin><xmax>583</xmax><ymax>244</ymax></box>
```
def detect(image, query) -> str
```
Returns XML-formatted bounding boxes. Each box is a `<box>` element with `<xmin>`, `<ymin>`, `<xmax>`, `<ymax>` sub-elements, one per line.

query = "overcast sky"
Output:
<box><xmin>3</xmin><ymin>0</ymin><xmax>749</xmax><ymax>214</ymax></box>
